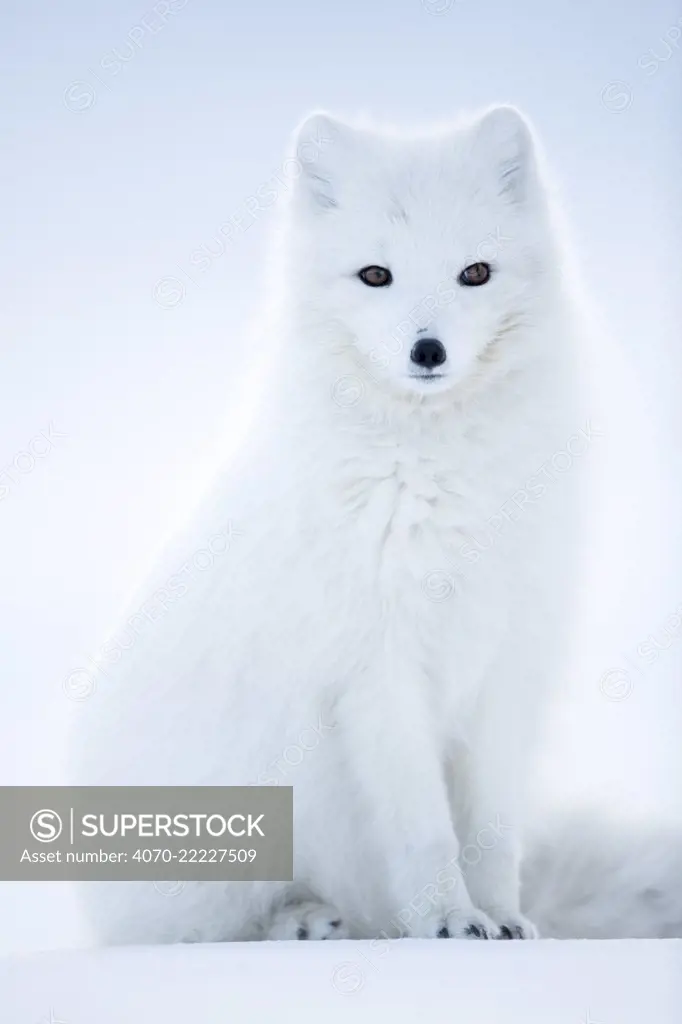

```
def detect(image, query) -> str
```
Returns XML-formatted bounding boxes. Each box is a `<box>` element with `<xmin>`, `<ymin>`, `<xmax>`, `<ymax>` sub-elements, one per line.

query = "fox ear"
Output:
<box><xmin>292</xmin><ymin>112</ymin><xmax>351</xmax><ymax>211</ymax></box>
<box><xmin>472</xmin><ymin>106</ymin><xmax>537</xmax><ymax>202</ymax></box>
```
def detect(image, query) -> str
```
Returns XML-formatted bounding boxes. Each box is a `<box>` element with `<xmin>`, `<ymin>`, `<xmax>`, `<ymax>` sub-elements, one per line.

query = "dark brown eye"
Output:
<box><xmin>358</xmin><ymin>265</ymin><xmax>392</xmax><ymax>287</ymax></box>
<box><xmin>458</xmin><ymin>262</ymin><xmax>491</xmax><ymax>287</ymax></box>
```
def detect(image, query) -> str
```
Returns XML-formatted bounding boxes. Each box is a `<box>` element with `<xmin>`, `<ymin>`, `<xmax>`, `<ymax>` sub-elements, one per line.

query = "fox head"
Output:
<box><xmin>281</xmin><ymin>106</ymin><xmax>561</xmax><ymax>401</ymax></box>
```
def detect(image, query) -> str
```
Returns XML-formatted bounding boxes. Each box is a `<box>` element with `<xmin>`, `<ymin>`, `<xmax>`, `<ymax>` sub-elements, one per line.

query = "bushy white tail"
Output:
<box><xmin>522</xmin><ymin>812</ymin><xmax>682</xmax><ymax>938</ymax></box>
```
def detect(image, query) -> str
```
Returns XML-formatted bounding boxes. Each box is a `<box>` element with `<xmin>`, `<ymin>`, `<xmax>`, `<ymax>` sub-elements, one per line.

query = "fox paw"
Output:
<box><xmin>410</xmin><ymin>907</ymin><xmax>501</xmax><ymax>940</ymax></box>
<box><xmin>497</xmin><ymin>913</ymin><xmax>539</xmax><ymax>940</ymax></box>
<box><xmin>267</xmin><ymin>900</ymin><xmax>349</xmax><ymax>941</ymax></box>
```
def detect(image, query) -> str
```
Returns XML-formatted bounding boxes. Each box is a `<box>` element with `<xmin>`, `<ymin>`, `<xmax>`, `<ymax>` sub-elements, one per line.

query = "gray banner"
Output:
<box><xmin>0</xmin><ymin>786</ymin><xmax>293</xmax><ymax>881</ymax></box>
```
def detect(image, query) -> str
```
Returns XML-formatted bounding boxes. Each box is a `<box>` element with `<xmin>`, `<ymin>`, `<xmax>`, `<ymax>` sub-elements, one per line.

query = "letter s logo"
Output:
<box><xmin>29</xmin><ymin>809</ymin><xmax>63</xmax><ymax>843</ymax></box>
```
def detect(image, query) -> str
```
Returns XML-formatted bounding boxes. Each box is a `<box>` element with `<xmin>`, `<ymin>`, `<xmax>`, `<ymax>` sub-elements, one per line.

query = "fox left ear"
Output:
<box><xmin>472</xmin><ymin>106</ymin><xmax>538</xmax><ymax>202</ymax></box>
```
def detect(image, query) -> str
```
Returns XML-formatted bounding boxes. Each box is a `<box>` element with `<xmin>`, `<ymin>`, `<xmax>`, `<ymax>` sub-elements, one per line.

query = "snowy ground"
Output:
<box><xmin>2</xmin><ymin>938</ymin><xmax>681</xmax><ymax>1023</ymax></box>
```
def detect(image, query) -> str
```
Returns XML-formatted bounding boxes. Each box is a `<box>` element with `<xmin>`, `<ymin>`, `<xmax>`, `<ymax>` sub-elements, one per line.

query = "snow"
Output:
<box><xmin>2</xmin><ymin>939</ymin><xmax>680</xmax><ymax>1023</ymax></box>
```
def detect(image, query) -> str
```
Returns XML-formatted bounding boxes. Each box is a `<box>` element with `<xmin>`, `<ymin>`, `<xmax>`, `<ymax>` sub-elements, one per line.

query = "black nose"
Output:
<box><xmin>410</xmin><ymin>338</ymin><xmax>446</xmax><ymax>370</ymax></box>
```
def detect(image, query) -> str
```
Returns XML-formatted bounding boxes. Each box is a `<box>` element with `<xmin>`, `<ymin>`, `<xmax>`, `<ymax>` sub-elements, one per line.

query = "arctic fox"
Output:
<box><xmin>72</xmin><ymin>107</ymin><xmax>680</xmax><ymax>945</ymax></box>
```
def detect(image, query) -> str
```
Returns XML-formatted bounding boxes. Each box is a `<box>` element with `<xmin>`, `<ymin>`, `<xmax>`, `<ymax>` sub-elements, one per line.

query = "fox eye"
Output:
<box><xmin>358</xmin><ymin>265</ymin><xmax>392</xmax><ymax>287</ymax></box>
<box><xmin>458</xmin><ymin>262</ymin><xmax>491</xmax><ymax>287</ymax></box>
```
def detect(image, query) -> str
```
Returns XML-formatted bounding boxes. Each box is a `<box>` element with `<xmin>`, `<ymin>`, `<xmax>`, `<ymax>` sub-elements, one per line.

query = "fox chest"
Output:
<box><xmin>330</xmin><ymin>458</ymin><xmax>508</xmax><ymax>643</ymax></box>
<box><xmin>327</xmin><ymin>461</ymin><xmax>506</xmax><ymax>710</ymax></box>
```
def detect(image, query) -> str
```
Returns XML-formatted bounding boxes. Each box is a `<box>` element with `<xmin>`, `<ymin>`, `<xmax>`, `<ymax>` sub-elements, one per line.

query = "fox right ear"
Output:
<box><xmin>472</xmin><ymin>106</ymin><xmax>538</xmax><ymax>203</ymax></box>
<box><xmin>292</xmin><ymin>113</ymin><xmax>348</xmax><ymax>210</ymax></box>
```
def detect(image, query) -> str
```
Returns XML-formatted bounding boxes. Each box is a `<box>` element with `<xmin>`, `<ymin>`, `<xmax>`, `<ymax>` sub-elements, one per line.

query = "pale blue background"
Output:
<box><xmin>1</xmin><ymin>0</ymin><xmax>680</xmax><ymax>951</ymax></box>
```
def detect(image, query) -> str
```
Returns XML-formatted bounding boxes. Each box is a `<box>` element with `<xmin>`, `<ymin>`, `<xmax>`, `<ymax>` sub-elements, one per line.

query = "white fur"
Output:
<box><xmin>523</xmin><ymin>811</ymin><xmax>682</xmax><ymax>939</ymax></box>
<box><xmin>71</xmin><ymin>107</ymin><xmax>669</xmax><ymax>945</ymax></box>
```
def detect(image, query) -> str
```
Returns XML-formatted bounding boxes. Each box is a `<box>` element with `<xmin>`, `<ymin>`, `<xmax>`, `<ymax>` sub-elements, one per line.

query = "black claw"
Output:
<box><xmin>437</xmin><ymin>926</ymin><xmax>450</xmax><ymax>938</ymax></box>
<box><xmin>330</xmin><ymin>919</ymin><xmax>342</xmax><ymax>929</ymax></box>
<box><xmin>500</xmin><ymin>924</ymin><xmax>525</xmax><ymax>940</ymax></box>
<box><xmin>500</xmin><ymin>925</ymin><xmax>513</xmax><ymax>940</ymax></box>
<box><xmin>296</xmin><ymin>926</ymin><xmax>309</xmax><ymax>940</ymax></box>
<box><xmin>465</xmin><ymin>923</ymin><xmax>488</xmax><ymax>939</ymax></box>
